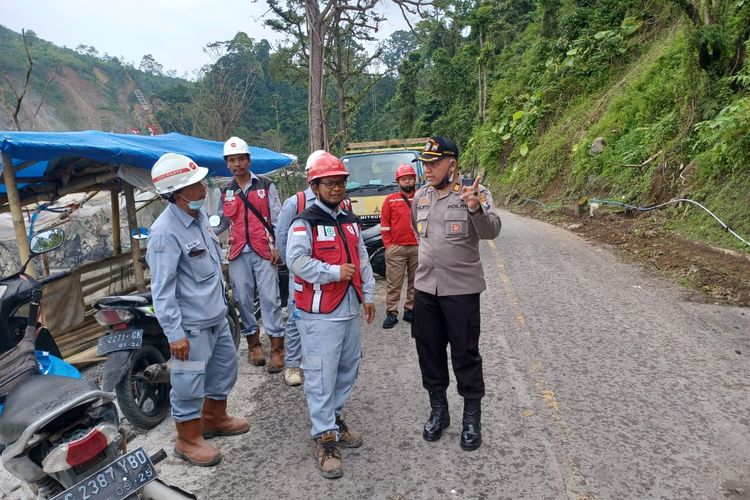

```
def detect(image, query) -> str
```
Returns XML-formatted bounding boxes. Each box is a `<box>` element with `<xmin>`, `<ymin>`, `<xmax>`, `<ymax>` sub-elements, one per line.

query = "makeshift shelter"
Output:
<box><xmin>0</xmin><ymin>130</ymin><xmax>292</xmax><ymax>364</ymax></box>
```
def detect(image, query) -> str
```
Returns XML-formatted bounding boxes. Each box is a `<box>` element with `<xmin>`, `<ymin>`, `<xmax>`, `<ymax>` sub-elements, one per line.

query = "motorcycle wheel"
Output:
<box><xmin>227</xmin><ymin>307</ymin><xmax>241</xmax><ymax>350</ymax></box>
<box><xmin>116</xmin><ymin>345</ymin><xmax>170</xmax><ymax>430</ymax></box>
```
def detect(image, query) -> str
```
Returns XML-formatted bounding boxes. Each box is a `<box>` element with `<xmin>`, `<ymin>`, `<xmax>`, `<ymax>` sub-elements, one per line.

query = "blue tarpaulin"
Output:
<box><xmin>0</xmin><ymin>130</ymin><xmax>292</xmax><ymax>197</ymax></box>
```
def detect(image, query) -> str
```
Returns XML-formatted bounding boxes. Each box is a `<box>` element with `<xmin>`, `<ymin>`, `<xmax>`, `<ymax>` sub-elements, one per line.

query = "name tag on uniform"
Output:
<box><xmin>185</xmin><ymin>239</ymin><xmax>201</xmax><ymax>251</ymax></box>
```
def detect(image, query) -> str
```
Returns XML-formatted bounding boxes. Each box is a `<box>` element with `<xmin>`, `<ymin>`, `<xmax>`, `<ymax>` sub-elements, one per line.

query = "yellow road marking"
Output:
<box><xmin>486</xmin><ymin>239</ymin><xmax>595</xmax><ymax>500</ymax></box>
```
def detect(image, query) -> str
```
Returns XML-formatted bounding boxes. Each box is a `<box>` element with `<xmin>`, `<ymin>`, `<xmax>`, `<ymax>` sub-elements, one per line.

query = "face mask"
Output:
<box><xmin>180</xmin><ymin>193</ymin><xmax>205</xmax><ymax>210</ymax></box>
<box><xmin>435</xmin><ymin>164</ymin><xmax>454</xmax><ymax>189</ymax></box>
<box><xmin>401</xmin><ymin>185</ymin><xmax>415</xmax><ymax>193</ymax></box>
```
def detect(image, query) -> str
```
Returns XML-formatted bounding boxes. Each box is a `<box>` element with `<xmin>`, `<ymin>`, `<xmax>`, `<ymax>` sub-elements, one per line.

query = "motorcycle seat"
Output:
<box><xmin>96</xmin><ymin>291</ymin><xmax>152</xmax><ymax>307</ymax></box>
<box><xmin>0</xmin><ymin>375</ymin><xmax>105</xmax><ymax>445</ymax></box>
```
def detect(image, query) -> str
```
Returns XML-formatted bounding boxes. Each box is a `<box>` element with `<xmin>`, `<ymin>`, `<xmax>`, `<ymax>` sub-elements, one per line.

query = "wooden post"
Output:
<box><xmin>123</xmin><ymin>183</ymin><xmax>145</xmax><ymax>291</ymax></box>
<box><xmin>1</xmin><ymin>153</ymin><xmax>36</xmax><ymax>277</ymax></box>
<box><xmin>111</xmin><ymin>188</ymin><xmax>122</xmax><ymax>255</ymax></box>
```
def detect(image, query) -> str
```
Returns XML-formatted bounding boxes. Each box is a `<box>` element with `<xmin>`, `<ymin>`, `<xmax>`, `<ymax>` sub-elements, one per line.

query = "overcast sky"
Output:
<box><xmin>0</xmin><ymin>0</ymin><xmax>410</xmax><ymax>78</ymax></box>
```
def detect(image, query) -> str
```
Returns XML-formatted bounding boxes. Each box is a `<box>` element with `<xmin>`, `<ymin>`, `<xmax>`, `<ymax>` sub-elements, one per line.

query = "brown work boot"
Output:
<box><xmin>246</xmin><ymin>333</ymin><xmax>265</xmax><ymax>366</ymax></box>
<box><xmin>268</xmin><ymin>336</ymin><xmax>285</xmax><ymax>373</ymax></box>
<box><xmin>335</xmin><ymin>415</ymin><xmax>363</xmax><ymax>448</ymax></box>
<box><xmin>201</xmin><ymin>398</ymin><xmax>250</xmax><ymax>439</ymax></box>
<box><xmin>173</xmin><ymin>419</ymin><xmax>222</xmax><ymax>467</ymax></box>
<box><xmin>313</xmin><ymin>431</ymin><xmax>343</xmax><ymax>479</ymax></box>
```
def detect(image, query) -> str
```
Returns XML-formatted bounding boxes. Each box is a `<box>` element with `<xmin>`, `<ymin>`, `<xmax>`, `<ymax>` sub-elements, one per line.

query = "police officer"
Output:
<box><xmin>276</xmin><ymin>150</ymin><xmax>325</xmax><ymax>387</ymax></box>
<box><xmin>216</xmin><ymin>137</ymin><xmax>285</xmax><ymax>372</ymax></box>
<box><xmin>380</xmin><ymin>163</ymin><xmax>419</xmax><ymax>329</ymax></box>
<box><xmin>410</xmin><ymin>136</ymin><xmax>501</xmax><ymax>451</ymax></box>
<box><xmin>286</xmin><ymin>152</ymin><xmax>376</xmax><ymax>479</ymax></box>
<box><xmin>147</xmin><ymin>153</ymin><xmax>249</xmax><ymax>467</ymax></box>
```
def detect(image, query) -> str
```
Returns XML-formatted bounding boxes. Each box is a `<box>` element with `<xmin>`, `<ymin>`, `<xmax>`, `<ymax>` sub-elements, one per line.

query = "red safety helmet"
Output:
<box><xmin>395</xmin><ymin>163</ymin><xmax>417</xmax><ymax>181</ymax></box>
<box><xmin>307</xmin><ymin>152</ymin><xmax>349</xmax><ymax>184</ymax></box>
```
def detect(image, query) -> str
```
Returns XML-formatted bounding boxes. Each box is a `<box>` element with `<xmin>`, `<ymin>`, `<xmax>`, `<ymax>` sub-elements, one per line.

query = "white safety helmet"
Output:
<box><xmin>305</xmin><ymin>150</ymin><xmax>327</xmax><ymax>171</ymax></box>
<box><xmin>223</xmin><ymin>136</ymin><xmax>250</xmax><ymax>157</ymax></box>
<box><xmin>151</xmin><ymin>153</ymin><xmax>209</xmax><ymax>195</ymax></box>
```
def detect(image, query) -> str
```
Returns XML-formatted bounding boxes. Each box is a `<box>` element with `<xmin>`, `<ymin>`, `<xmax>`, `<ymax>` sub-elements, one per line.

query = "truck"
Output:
<box><xmin>341</xmin><ymin>138</ymin><xmax>428</xmax><ymax>229</ymax></box>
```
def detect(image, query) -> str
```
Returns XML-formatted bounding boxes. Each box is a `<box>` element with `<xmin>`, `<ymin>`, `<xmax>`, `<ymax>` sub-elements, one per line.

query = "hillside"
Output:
<box><xmin>0</xmin><ymin>25</ymin><xmax>184</xmax><ymax>133</ymax></box>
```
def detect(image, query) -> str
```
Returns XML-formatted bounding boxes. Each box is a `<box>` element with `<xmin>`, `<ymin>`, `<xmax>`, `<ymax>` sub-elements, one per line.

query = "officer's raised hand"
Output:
<box><xmin>461</xmin><ymin>176</ymin><xmax>482</xmax><ymax>213</ymax></box>
<box><xmin>339</xmin><ymin>263</ymin><xmax>357</xmax><ymax>281</ymax></box>
<box><xmin>170</xmin><ymin>337</ymin><xmax>190</xmax><ymax>361</ymax></box>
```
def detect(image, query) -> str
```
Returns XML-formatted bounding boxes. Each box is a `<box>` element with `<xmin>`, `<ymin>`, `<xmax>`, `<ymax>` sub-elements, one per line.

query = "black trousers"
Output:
<box><xmin>412</xmin><ymin>290</ymin><xmax>485</xmax><ymax>399</ymax></box>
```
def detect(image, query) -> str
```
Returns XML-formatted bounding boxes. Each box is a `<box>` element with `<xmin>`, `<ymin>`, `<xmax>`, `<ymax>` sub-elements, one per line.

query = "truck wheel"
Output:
<box><xmin>116</xmin><ymin>345</ymin><xmax>170</xmax><ymax>430</ymax></box>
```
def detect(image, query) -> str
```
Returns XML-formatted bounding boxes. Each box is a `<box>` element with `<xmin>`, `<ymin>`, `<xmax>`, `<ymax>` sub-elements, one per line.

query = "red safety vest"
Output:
<box><xmin>222</xmin><ymin>176</ymin><xmax>274</xmax><ymax>261</ymax></box>
<box><xmin>292</xmin><ymin>204</ymin><xmax>363</xmax><ymax>314</ymax></box>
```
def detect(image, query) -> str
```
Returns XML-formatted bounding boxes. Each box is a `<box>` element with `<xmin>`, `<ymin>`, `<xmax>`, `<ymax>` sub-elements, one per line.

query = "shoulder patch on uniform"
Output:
<box><xmin>452</xmin><ymin>183</ymin><xmax>461</xmax><ymax>192</ymax></box>
<box><xmin>292</xmin><ymin>224</ymin><xmax>307</xmax><ymax>236</ymax></box>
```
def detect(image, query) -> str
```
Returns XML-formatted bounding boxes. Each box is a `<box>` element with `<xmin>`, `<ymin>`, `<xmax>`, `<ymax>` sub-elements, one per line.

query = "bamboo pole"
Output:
<box><xmin>123</xmin><ymin>183</ymin><xmax>145</xmax><ymax>291</ymax></box>
<box><xmin>1</xmin><ymin>153</ymin><xmax>35</xmax><ymax>277</ymax></box>
<box><xmin>111</xmin><ymin>188</ymin><xmax>122</xmax><ymax>255</ymax></box>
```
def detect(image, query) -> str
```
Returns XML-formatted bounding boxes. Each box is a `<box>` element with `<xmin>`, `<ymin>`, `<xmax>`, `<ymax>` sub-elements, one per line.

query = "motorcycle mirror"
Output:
<box><xmin>29</xmin><ymin>228</ymin><xmax>66</xmax><ymax>255</ymax></box>
<box><xmin>131</xmin><ymin>227</ymin><xmax>149</xmax><ymax>240</ymax></box>
<box><xmin>208</xmin><ymin>215</ymin><xmax>221</xmax><ymax>227</ymax></box>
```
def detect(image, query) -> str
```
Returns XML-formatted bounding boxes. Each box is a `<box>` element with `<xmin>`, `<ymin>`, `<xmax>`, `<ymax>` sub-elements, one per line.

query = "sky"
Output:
<box><xmin>0</xmin><ymin>0</ymin><xmax>411</xmax><ymax>78</ymax></box>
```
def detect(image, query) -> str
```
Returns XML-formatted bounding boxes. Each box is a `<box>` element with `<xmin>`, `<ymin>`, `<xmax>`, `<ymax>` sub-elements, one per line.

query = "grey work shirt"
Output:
<box><xmin>286</xmin><ymin>199</ymin><xmax>376</xmax><ymax>320</ymax></box>
<box><xmin>277</xmin><ymin>187</ymin><xmax>315</xmax><ymax>261</ymax></box>
<box><xmin>411</xmin><ymin>176</ymin><xmax>502</xmax><ymax>296</ymax></box>
<box><xmin>147</xmin><ymin>203</ymin><xmax>227</xmax><ymax>342</ymax></box>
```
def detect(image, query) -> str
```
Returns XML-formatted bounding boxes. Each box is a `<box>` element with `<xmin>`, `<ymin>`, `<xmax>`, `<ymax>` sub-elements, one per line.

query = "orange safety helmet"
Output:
<box><xmin>307</xmin><ymin>152</ymin><xmax>349</xmax><ymax>184</ymax></box>
<box><xmin>395</xmin><ymin>163</ymin><xmax>417</xmax><ymax>181</ymax></box>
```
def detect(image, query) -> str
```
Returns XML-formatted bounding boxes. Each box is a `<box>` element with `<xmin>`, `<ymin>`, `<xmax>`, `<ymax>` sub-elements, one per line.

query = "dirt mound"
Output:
<box><xmin>516</xmin><ymin>206</ymin><xmax>750</xmax><ymax>307</ymax></box>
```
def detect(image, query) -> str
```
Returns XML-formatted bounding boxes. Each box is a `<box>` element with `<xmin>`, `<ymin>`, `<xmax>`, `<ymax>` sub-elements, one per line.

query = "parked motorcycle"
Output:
<box><xmin>0</xmin><ymin>229</ymin><xmax>193</xmax><ymax>500</ymax></box>
<box><xmin>94</xmin><ymin>229</ymin><xmax>241</xmax><ymax>430</ymax></box>
<box><xmin>362</xmin><ymin>223</ymin><xmax>386</xmax><ymax>278</ymax></box>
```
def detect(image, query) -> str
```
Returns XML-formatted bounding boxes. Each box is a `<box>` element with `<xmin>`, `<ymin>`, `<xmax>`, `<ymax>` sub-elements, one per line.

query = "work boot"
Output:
<box><xmin>335</xmin><ymin>415</ymin><xmax>363</xmax><ymax>448</ymax></box>
<box><xmin>313</xmin><ymin>431</ymin><xmax>343</xmax><ymax>479</ymax></box>
<box><xmin>173</xmin><ymin>419</ymin><xmax>222</xmax><ymax>467</ymax></box>
<box><xmin>402</xmin><ymin>309</ymin><xmax>413</xmax><ymax>323</ymax></box>
<box><xmin>284</xmin><ymin>367</ymin><xmax>303</xmax><ymax>386</ymax></box>
<box><xmin>382</xmin><ymin>312</ymin><xmax>398</xmax><ymax>329</ymax></box>
<box><xmin>423</xmin><ymin>390</ymin><xmax>450</xmax><ymax>442</ymax></box>
<box><xmin>460</xmin><ymin>398</ymin><xmax>482</xmax><ymax>451</ymax></box>
<box><xmin>246</xmin><ymin>333</ymin><xmax>265</xmax><ymax>366</ymax></box>
<box><xmin>201</xmin><ymin>398</ymin><xmax>250</xmax><ymax>439</ymax></box>
<box><xmin>268</xmin><ymin>337</ymin><xmax>285</xmax><ymax>373</ymax></box>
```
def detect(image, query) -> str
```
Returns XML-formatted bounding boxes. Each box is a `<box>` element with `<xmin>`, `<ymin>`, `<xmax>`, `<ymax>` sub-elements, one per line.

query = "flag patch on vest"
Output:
<box><xmin>292</xmin><ymin>225</ymin><xmax>307</xmax><ymax>236</ymax></box>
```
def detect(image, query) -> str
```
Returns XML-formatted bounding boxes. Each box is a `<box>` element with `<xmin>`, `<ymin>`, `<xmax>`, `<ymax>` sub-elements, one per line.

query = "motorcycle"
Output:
<box><xmin>362</xmin><ymin>223</ymin><xmax>386</xmax><ymax>278</ymax></box>
<box><xmin>94</xmin><ymin>228</ymin><xmax>241</xmax><ymax>431</ymax></box>
<box><xmin>0</xmin><ymin>229</ymin><xmax>194</xmax><ymax>500</ymax></box>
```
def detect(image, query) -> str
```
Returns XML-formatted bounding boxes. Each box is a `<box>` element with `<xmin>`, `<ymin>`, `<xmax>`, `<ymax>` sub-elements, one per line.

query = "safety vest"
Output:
<box><xmin>295</xmin><ymin>191</ymin><xmax>353</xmax><ymax>215</ymax></box>
<box><xmin>293</xmin><ymin>204</ymin><xmax>363</xmax><ymax>314</ymax></box>
<box><xmin>222</xmin><ymin>176</ymin><xmax>274</xmax><ymax>261</ymax></box>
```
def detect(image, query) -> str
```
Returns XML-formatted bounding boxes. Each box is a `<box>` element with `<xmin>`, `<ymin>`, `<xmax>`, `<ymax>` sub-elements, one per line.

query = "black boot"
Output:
<box><xmin>382</xmin><ymin>312</ymin><xmax>399</xmax><ymax>329</ymax></box>
<box><xmin>460</xmin><ymin>398</ymin><xmax>482</xmax><ymax>451</ymax></box>
<box><xmin>423</xmin><ymin>390</ymin><xmax>450</xmax><ymax>442</ymax></box>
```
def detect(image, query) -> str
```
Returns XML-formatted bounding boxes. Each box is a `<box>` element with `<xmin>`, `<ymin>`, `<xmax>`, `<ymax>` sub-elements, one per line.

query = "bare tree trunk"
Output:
<box><xmin>337</xmin><ymin>77</ymin><xmax>347</xmax><ymax>154</ymax></box>
<box><xmin>306</xmin><ymin>0</ymin><xmax>328</xmax><ymax>153</ymax></box>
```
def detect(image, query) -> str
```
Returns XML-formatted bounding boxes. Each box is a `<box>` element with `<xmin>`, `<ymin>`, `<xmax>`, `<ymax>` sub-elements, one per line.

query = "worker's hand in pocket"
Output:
<box><xmin>339</xmin><ymin>263</ymin><xmax>356</xmax><ymax>281</ymax></box>
<box><xmin>364</xmin><ymin>303</ymin><xmax>375</xmax><ymax>324</ymax></box>
<box><xmin>270</xmin><ymin>249</ymin><xmax>282</xmax><ymax>266</ymax></box>
<box><xmin>170</xmin><ymin>337</ymin><xmax>190</xmax><ymax>361</ymax></box>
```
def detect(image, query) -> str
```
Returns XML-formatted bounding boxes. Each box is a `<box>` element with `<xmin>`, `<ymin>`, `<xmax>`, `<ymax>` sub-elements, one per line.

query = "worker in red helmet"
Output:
<box><xmin>285</xmin><ymin>151</ymin><xmax>376</xmax><ymax>479</ymax></box>
<box><xmin>380</xmin><ymin>163</ymin><xmax>419</xmax><ymax>329</ymax></box>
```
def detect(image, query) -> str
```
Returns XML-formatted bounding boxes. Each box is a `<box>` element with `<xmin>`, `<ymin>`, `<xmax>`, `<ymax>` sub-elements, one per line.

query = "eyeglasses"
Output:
<box><xmin>319</xmin><ymin>179</ymin><xmax>347</xmax><ymax>188</ymax></box>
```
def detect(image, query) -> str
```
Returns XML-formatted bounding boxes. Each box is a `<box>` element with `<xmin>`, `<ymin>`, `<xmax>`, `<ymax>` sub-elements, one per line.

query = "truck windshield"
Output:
<box><xmin>343</xmin><ymin>152</ymin><xmax>417</xmax><ymax>188</ymax></box>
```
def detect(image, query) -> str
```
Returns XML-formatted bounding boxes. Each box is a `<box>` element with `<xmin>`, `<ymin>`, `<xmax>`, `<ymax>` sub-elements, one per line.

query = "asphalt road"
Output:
<box><xmin>3</xmin><ymin>210</ymin><xmax>749</xmax><ymax>499</ymax></box>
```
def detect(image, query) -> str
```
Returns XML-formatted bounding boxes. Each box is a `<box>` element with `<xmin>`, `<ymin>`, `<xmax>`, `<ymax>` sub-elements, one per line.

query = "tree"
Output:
<box><xmin>265</xmin><ymin>0</ymin><xmax>432</xmax><ymax>152</ymax></box>
<box><xmin>139</xmin><ymin>54</ymin><xmax>164</xmax><ymax>76</ymax></box>
<box><xmin>1</xmin><ymin>29</ymin><xmax>57</xmax><ymax>131</ymax></box>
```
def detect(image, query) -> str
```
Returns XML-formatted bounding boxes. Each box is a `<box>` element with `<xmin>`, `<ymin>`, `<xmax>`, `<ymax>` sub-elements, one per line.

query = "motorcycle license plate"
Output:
<box><xmin>51</xmin><ymin>447</ymin><xmax>157</xmax><ymax>500</ymax></box>
<box><xmin>96</xmin><ymin>329</ymin><xmax>144</xmax><ymax>356</ymax></box>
